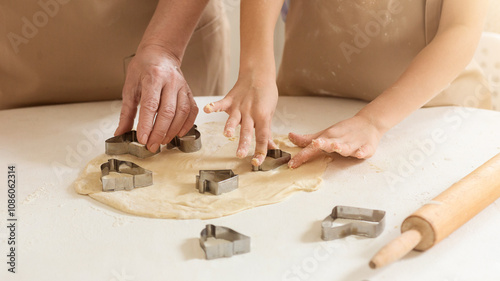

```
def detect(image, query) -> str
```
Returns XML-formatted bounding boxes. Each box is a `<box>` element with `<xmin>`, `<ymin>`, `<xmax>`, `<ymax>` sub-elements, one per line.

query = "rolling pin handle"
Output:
<box><xmin>369</xmin><ymin>229</ymin><xmax>422</xmax><ymax>269</ymax></box>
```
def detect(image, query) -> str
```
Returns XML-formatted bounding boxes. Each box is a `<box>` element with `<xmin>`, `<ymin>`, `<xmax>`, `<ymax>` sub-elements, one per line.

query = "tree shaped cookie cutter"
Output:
<box><xmin>199</xmin><ymin>224</ymin><xmax>250</xmax><ymax>260</ymax></box>
<box><xmin>100</xmin><ymin>159</ymin><xmax>153</xmax><ymax>192</ymax></box>
<box><xmin>321</xmin><ymin>206</ymin><xmax>386</xmax><ymax>241</ymax></box>
<box><xmin>167</xmin><ymin>125</ymin><xmax>202</xmax><ymax>153</ymax></box>
<box><xmin>105</xmin><ymin>130</ymin><xmax>160</xmax><ymax>158</ymax></box>
<box><xmin>196</xmin><ymin>170</ymin><xmax>239</xmax><ymax>195</ymax></box>
<box><xmin>252</xmin><ymin>149</ymin><xmax>291</xmax><ymax>171</ymax></box>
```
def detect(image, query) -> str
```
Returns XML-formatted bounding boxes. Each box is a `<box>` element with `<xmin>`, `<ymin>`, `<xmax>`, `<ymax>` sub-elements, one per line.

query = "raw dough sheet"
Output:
<box><xmin>73</xmin><ymin>122</ymin><xmax>331</xmax><ymax>219</ymax></box>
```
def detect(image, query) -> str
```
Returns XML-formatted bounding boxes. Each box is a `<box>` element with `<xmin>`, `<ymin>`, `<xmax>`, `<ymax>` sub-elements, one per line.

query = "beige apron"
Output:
<box><xmin>277</xmin><ymin>0</ymin><xmax>492</xmax><ymax>109</ymax></box>
<box><xmin>0</xmin><ymin>0</ymin><xmax>229</xmax><ymax>110</ymax></box>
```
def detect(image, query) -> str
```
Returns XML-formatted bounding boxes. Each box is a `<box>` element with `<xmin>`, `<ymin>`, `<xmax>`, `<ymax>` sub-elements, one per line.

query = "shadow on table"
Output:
<box><xmin>337</xmin><ymin>247</ymin><xmax>422</xmax><ymax>280</ymax></box>
<box><xmin>301</xmin><ymin>220</ymin><xmax>323</xmax><ymax>243</ymax></box>
<box><xmin>181</xmin><ymin>237</ymin><xmax>205</xmax><ymax>260</ymax></box>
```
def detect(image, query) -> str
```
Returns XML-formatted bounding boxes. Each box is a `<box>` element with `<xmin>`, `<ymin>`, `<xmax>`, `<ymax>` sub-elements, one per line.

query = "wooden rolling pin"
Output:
<box><xmin>370</xmin><ymin>153</ymin><xmax>500</xmax><ymax>269</ymax></box>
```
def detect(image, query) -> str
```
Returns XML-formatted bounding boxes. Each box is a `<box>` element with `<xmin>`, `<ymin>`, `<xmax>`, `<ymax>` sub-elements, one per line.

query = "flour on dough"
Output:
<box><xmin>73</xmin><ymin>122</ymin><xmax>331</xmax><ymax>219</ymax></box>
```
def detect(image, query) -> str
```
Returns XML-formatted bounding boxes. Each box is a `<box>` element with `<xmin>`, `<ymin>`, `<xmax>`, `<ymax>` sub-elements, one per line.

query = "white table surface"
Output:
<box><xmin>1</xmin><ymin>96</ymin><xmax>500</xmax><ymax>281</ymax></box>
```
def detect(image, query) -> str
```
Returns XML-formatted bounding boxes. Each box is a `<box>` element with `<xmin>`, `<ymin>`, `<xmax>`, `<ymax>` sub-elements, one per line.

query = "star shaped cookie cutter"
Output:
<box><xmin>199</xmin><ymin>224</ymin><xmax>250</xmax><ymax>260</ymax></box>
<box><xmin>321</xmin><ymin>206</ymin><xmax>386</xmax><ymax>241</ymax></box>
<box><xmin>252</xmin><ymin>149</ymin><xmax>291</xmax><ymax>171</ymax></box>
<box><xmin>196</xmin><ymin>169</ymin><xmax>239</xmax><ymax>195</ymax></box>
<box><xmin>100</xmin><ymin>158</ymin><xmax>153</xmax><ymax>192</ymax></box>
<box><xmin>167</xmin><ymin>125</ymin><xmax>202</xmax><ymax>153</ymax></box>
<box><xmin>105</xmin><ymin>130</ymin><xmax>160</xmax><ymax>158</ymax></box>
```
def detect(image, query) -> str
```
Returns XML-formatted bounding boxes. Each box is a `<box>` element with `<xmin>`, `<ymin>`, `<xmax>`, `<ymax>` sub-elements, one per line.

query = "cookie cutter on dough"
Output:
<box><xmin>100</xmin><ymin>158</ymin><xmax>153</xmax><ymax>192</ymax></box>
<box><xmin>321</xmin><ymin>206</ymin><xmax>386</xmax><ymax>241</ymax></box>
<box><xmin>105</xmin><ymin>130</ymin><xmax>160</xmax><ymax>158</ymax></box>
<box><xmin>199</xmin><ymin>224</ymin><xmax>250</xmax><ymax>260</ymax></box>
<box><xmin>252</xmin><ymin>149</ymin><xmax>291</xmax><ymax>171</ymax></box>
<box><xmin>196</xmin><ymin>170</ymin><xmax>239</xmax><ymax>195</ymax></box>
<box><xmin>166</xmin><ymin>125</ymin><xmax>202</xmax><ymax>153</ymax></box>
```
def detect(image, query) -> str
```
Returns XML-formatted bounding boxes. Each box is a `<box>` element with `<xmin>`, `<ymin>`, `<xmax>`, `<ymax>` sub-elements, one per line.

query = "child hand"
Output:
<box><xmin>203</xmin><ymin>76</ymin><xmax>279</xmax><ymax>166</ymax></box>
<box><xmin>288</xmin><ymin>115</ymin><xmax>383</xmax><ymax>168</ymax></box>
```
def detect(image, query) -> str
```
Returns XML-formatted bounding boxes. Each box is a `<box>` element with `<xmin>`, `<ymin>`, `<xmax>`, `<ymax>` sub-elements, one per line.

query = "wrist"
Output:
<box><xmin>355</xmin><ymin>107</ymin><xmax>391</xmax><ymax>135</ymax></box>
<box><xmin>136</xmin><ymin>42</ymin><xmax>182</xmax><ymax>66</ymax></box>
<box><xmin>237</xmin><ymin>69</ymin><xmax>276</xmax><ymax>89</ymax></box>
<box><xmin>239</xmin><ymin>64</ymin><xmax>276</xmax><ymax>79</ymax></box>
<box><xmin>239</xmin><ymin>57</ymin><xmax>276</xmax><ymax>80</ymax></box>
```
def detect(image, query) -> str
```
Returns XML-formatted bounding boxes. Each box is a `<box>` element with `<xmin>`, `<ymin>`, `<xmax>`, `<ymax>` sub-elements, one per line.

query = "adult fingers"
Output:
<box><xmin>162</xmin><ymin>87</ymin><xmax>192</xmax><ymax>143</ymax></box>
<box><xmin>143</xmin><ymin>81</ymin><xmax>178</xmax><ymax>152</ymax></box>
<box><xmin>136</xmin><ymin>75</ymin><xmax>164</xmax><ymax>145</ymax></box>
<box><xmin>288</xmin><ymin>144</ymin><xmax>322</xmax><ymax>169</ymax></box>
<box><xmin>176</xmin><ymin>91</ymin><xmax>198</xmax><ymax>139</ymax></box>
<box><xmin>115</xmin><ymin>75</ymin><xmax>140</xmax><ymax>136</ymax></box>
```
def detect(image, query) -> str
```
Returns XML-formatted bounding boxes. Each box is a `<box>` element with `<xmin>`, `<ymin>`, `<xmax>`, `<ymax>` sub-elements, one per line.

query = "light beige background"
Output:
<box><xmin>223</xmin><ymin>0</ymin><xmax>500</xmax><ymax>93</ymax></box>
<box><xmin>485</xmin><ymin>0</ymin><xmax>500</xmax><ymax>33</ymax></box>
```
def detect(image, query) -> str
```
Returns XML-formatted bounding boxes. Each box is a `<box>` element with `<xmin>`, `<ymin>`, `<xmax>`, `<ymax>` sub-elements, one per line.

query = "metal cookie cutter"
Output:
<box><xmin>199</xmin><ymin>224</ymin><xmax>250</xmax><ymax>260</ymax></box>
<box><xmin>252</xmin><ymin>149</ymin><xmax>291</xmax><ymax>171</ymax></box>
<box><xmin>321</xmin><ymin>206</ymin><xmax>386</xmax><ymax>241</ymax></box>
<box><xmin>196</xmin><ymin>170</ymin><xmax>238</xmax><ymax>195</ymax></box>
<box><xmin>167</xmin><ymin>125</ymin><xmax>201</xmax><ymax>153</ymax></box>
<box><xmin>100</xmin><ymin>159</ymin><xmax>153</xmax><ymax>192</ymax></box>
<box><xmin>105</xmin><ymin>130</ymin><xmax>159</xmax><ymax>158</ymax></box>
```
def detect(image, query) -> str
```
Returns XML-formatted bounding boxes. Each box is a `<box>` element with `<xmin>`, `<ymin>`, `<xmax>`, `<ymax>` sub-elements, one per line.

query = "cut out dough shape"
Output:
<box><xmin>73</xmin><ymin>122</ymin><xmax>331</xmax><ymax>219</ymax></box>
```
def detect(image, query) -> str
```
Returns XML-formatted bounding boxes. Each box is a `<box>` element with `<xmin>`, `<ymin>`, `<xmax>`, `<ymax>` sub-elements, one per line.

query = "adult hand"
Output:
<box><xmin>115</xmin><ymin>44</ymin><xmax>198</xmax><ymax>153</ymax></box>
<box><xmin>203</xmin><ymin>76</ymin><xmax>278</xmax><ymax>166</ymax></box>
<box><xmin>288</xmin><ymin>115</ymin><xmax>383</xmax><ymax>168</ymax></box>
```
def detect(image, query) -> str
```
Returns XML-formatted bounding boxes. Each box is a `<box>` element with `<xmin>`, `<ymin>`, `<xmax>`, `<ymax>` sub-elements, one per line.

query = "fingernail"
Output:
<box><xmin>140</xmin><ymin>134</ymin><xmax>148</xmax><ymax>144</ymax></box>
<box><xmin>288</xmin><ymin>160</ymin><xmax>295</xmax><ymax>169</ymax></box>
<box><xmin>251</xmin><ymin>158</ymin><xmax>259</xmax><ymax>166</ymax></box>
<box><xmin>251</xmin><ymin>153</ymin><xmax>266</xmax><ymax>166</ymax></box>
<box><xmin>331</xmin><ymin>143</ymin><xmax>341</xmax><ymax>153</ymax></box>
<box><xmin>311</xmin><ymin>139</ymin><xmax>323</xmax><ymax>148</ymax></box>
<box><xmin>237</xmin><ymin>149</ymin><xmax>246</xmax><ymax>158</ymax></box>
<box><xmin>355</xmin><ymin>149</ymin><xmax>363</xmax><ymax>158</ymax></box>
<box><xmin>224</xmin><ymin>128</ymin><xmax>234</xmax><ymax>138</ymax></box>
<box><xmin>149</xmin><ymin>143</ymin><xmax>159</xmax><ymax>153</ymax></box>
<box><xmin>204</xmin><ymin>103</ymin><xmax>215</xmax><ymax>113</ymax></box>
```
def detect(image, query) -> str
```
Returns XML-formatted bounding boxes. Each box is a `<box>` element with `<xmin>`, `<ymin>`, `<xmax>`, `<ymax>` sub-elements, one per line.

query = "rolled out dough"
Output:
<box><xmin>73</xmin><ymin>122</ymin><xmax>331</xmax><ymax>219</ymax></box>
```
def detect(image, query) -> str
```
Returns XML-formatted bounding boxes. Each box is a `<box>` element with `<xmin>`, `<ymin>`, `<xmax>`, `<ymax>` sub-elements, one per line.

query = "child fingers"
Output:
<box><xmin>203</xmin><ymin>98</ymin><xmax>231</xmax><ymax>114</ymax></box>
<box><xmin>224</xmin><ymin>112</ymin><xmax>241</xmax><ymax>138</ymax></box>
<box><xmin>268</xmin><ymin>139</ymin><xmax>278</xmax><ymax>149</ymax></box>
<box><xmin>236</xmin><ymin>117</ymin><xmax>254</xmax><ymax>158</ymax></box>
<box><xmin>288</xmin><ymin>131</ymin><xmax>322</xmax><ymax>148</ymax></box>
<box><xmin>252</xmin><ymin>123</ymin><xmax>271</xmax><ymax>167</ymax></box>
<box><xmin>288</xmin><ymin>144</ymin><xmax>322</xmax><ymax>169</ymax></box>
<box><xmin>311</xmin><ymin>138</ymin><xmax>342</xmax><ymax>153</ymax></box>
<box><xmin>335</xmin><ymin>142</ymin><xmax>360</xmax><ymax>157</ymax></box>
<box><xmin>312</xmin><ymin>137</ymin><xmax>369</xmax><ymax>158</ymax></box>
<box><xmin>354</xmin><ymin>144</ymin><xmax>376</xmax><ymax>159</ymax></box>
